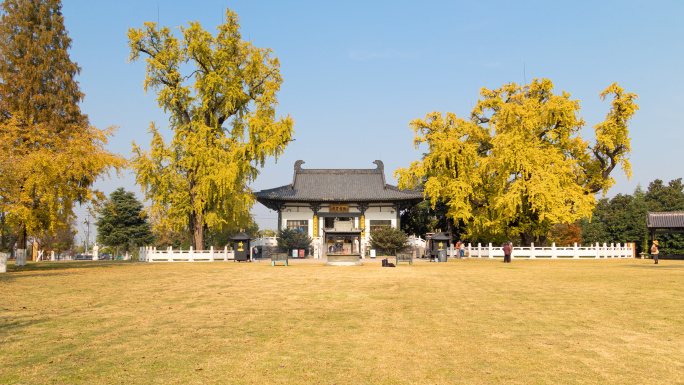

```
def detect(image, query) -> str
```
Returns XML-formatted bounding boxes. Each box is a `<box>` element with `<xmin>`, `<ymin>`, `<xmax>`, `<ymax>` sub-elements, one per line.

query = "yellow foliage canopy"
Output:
<box><xmin>128</xmin><ymin>9</ymin><xmax>294</xmax><ymax>248</ymax></box>
<box><xmin>0</xmin><ymin>0</ymin><xmax>126</xmax><ymax>250</ymax></box>
<box><xmin>395</xmin><ymin>79</ymin><xmax>638</xmax><ymax>244</ymax></box>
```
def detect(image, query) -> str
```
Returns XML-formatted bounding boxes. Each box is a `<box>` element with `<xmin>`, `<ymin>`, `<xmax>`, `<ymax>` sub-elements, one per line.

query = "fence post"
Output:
<box><xmin>467</xmin><ymin>243</ymin><xmax>472</xmax><ymax>258</ymax></box>
<box><xmin>210</xmin><ymin>246</ymin><xmax>215</xmax><ymax>262</ymax></box>
<box><xmin>551</xmin><ymin>243</ymin><xmax>557</xmax><ymax>259</ymax></box>
<box><xmin>573</xmin><ymin>243</ymin><xmax>579</xmax><ymax>259</ymax></box>
<box><xmin>167</xmin><ymin>246</ymin><xmax>172</xmax><ymax>262</ymax></box>
<box><xmin>488</xmin><ymin>243</ymin><xmax>493</xmax><ymax>259</ymax></box>
<box><xmin>189</xmin><ymin>246</ymin><xmax>194</xmax><ymax>262</ymax></box>
<box><xmin>610</xmin><ymin>243</ymin><xmax>615</xmax><ymax>258</ymax></box>
<box><xmin>224</xmin><ymin>246</ymin><xmax>228</xmax><ymax>261</ymax></box>
<box><xmin>477</xmin><ymin>243</ymin><xmax>481</xmax><ymax>258</ymax></box>
<box><xmin>595</xmin><ymin>243</ymin><xmax>600</xmax><ymax>259</ymax></box>
<box><xmin>530</xmin><ymin>242</ymin><xmax>536</xmax><ymax>259</ymax></box>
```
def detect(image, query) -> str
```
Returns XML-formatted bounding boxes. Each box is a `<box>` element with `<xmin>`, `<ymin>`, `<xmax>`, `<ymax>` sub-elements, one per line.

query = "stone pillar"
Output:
<box><xmin>16</xmin><ymin>249</ymin><xmax>26</xmax><ymax>266</ymax></box>
<box><xmin>92</xmin><ymin>244</ymin><xmax>99</xmax><ymax>260</ymax></box>
<box><xmin>0</xmin><ymin>252</ymin><xmax>7</xmax><ymax>273</ymax></box>
<box><xmin>50</xmin><ymin>250</ymin><xmax>55</xmax><ymax>261</ymax></box>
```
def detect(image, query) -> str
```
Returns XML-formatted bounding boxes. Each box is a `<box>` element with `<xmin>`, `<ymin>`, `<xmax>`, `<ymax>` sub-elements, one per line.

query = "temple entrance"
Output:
<box><xmin>324</xmin><ymin>233</ymin><xmax>361</xmax><ymax>255</ymax></box>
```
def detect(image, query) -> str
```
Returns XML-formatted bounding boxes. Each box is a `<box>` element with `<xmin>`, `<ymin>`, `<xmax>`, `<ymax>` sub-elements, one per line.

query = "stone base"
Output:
<box><xmin>325</xmin><ymin>253</ymin><xmax>362</xmax><ymax>266</ymax></box>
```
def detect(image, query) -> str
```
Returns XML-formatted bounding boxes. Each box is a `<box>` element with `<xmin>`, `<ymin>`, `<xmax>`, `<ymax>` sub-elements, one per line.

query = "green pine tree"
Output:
<box><xmin>369</xmin><ymin>227</ymin><xmax>409</xmax><ymax>256</ymax></box>
<box><xmin>95</xmin><ymin>188</ymin><xmax>154</xmax><ymax>253</ymax></box>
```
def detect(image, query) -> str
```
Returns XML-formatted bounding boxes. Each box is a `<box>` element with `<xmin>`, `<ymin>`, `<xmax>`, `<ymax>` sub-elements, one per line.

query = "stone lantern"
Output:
<box><xmin>430</xmin><ymin>232</ymin><xmax>452</xmax><ymax>258</ymax></box>
<box><xmin>230</xmin><ymin>231</ymin><xmax>253</xmax><ymax>262</ymax></box>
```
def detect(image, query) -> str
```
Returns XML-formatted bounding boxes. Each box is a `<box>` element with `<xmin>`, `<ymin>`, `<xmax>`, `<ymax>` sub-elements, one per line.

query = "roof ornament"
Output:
<box><xmin>373</xmin><ymin>160</ymin><xmax>386</xmax><ymax>188</ymax></box>
<box><xmin>291</xmin><ymin>160</ymin><xmax>305</xmax><ymax>189</ymax></box>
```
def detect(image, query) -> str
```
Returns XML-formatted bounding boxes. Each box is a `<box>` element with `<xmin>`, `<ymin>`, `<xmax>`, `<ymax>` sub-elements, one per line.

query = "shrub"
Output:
<box><xmin>276</xmin><ymin>229</ymin><xmax>312</xmax><ymax>255</ymax></box>
<box><xmin>369</xmin><ymin>227</ymin><xmax>408</xmax><ymax>255</ymax></box>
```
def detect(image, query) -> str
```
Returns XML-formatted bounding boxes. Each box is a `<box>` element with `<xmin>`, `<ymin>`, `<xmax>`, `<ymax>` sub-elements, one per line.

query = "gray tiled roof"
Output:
<box><xmin>647</xmin><ymin>211</ymin><xmax>684</xmax><ymax>228</ymax></box>
<box><xmin>255</xmin><ymin>160</ymin><xmax>423</xmax><ymax>202</ymax></box>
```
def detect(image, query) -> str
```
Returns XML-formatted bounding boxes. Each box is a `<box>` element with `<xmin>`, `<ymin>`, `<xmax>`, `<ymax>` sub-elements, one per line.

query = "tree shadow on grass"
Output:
<box><xmin>0</xmin><ymin>261</ymin><xmax>135</xmax><ymax>282</ymax></box>
<box><xmin>623</xmin><ymin>264</ymin><xmax>684</xmax><ymax>269</ymax></box>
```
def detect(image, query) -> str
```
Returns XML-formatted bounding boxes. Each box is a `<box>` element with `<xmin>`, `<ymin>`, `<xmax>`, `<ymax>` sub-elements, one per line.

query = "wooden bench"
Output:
<box><xmin>271</xmin><ymin>253</ymin><xmax>288</xmax><ymax>266</ymax></box>
<box><xmin>396</xmin><ymin>252</ymin><xmax>413</xmax><ymax>265</ymax></box>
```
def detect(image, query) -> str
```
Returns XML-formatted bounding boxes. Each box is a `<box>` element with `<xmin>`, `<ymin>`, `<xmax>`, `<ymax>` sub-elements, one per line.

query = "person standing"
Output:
<box><xmin>503</xmin><ymin>242</ymin><xmax>512</xmax><ymax>263</ymax></box>
<box><xmin>459</xmin><ymin>242</ymin><xmax>466</xmax><ymax>259</ymax></box>
<box><xmin>651</xmin><ymin>240</ymin><xmax>659</xmax><ymax>265</ymax></box>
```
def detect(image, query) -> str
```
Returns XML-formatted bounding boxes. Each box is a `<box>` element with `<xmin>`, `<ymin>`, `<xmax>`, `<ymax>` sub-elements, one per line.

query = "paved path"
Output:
<box><xmin>253</xmin><ymin>256</ymin><xmax>451</xmax><ymax>264</ymax></box>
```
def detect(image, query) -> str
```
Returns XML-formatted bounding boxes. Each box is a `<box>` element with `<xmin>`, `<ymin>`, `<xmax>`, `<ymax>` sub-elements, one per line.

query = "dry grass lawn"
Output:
<box><xmin>1</xmin><ymin>258</ymin><xmax>683</xmax><ymax>384</ymax></box>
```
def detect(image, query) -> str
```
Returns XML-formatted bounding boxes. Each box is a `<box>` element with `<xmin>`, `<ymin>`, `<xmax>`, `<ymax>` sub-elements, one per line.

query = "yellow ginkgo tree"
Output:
<box><xmin>128</xmin><ymin>9</ymin><xmax>294</xmax><ymax>249</ymax></box>
<box><xmin>0</xmin><ymin>0</ymin><xmax>126</xmax><ymax>252</ymax></box>
<box><xmin>395</xmin><ymin>79</ymin><xmax>638</xmax><ymax>245</ymax></box>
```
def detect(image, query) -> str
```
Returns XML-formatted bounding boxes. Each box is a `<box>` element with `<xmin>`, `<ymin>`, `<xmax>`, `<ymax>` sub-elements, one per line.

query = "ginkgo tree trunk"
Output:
<box><xmin>128</xmin><ymin>9</ymin><xmax>294</xmax><ymax>249</ymax></box>
<box><xmin>395</xmin><ymin>79</ymin><xmax>639</xmax><ymax>246</ymax></box>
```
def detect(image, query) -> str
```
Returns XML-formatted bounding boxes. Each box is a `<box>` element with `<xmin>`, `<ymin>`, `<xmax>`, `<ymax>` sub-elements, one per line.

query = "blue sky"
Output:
<box><xmin>58</xmin><ymin>0</ymin><xmax>683</xmax><ymax>241</ymax></box>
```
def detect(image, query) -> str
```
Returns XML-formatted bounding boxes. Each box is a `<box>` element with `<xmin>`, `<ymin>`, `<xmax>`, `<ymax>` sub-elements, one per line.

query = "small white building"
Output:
<box><xmin>254</xmin><ymin>160</ymin><xmax>423</xmax><ymax>257</ymax></box>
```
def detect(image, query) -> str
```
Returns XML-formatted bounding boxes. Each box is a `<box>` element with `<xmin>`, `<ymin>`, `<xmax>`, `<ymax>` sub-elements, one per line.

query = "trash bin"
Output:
<box><xmin>438</xmin><ymin>250</ymin><xmax>447</xmax><ymax>263</ymax></box>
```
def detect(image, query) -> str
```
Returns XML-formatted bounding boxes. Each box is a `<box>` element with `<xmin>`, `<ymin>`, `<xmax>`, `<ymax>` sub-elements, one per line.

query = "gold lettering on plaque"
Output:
<box><xmin>313</xmin><ymin>215</ymin><xmax>318</xmax><ymax>237</ymax></box>
<box><xmin>329</xmin><ymin>204</ymin><xmax>349</xmax><ymax>213</ymax></box>
<box><xmin>360</xmin><ymin>215</ymin><xmax>365</xmax><ymax>239</ymax></box>
<box><xmin>238</xmin><ymin>241</ymin><xmax>244</xmax><ymax>252</ymax></box>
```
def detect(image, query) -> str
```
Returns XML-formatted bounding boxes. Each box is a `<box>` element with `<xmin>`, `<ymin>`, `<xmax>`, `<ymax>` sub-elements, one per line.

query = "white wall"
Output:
<box><xmin>280</xmin><ymin>204</ymin><xmax>398</xmax><ymax>239</ymax></box>
<box><xmin>363</xmin><ymin>211</ymin><xmax>397</xmax><ymax>239</ymax></box>
<box><xmin>281</xmin><ymin>208</ymin><xmax>314</xmax><ymax>237</ymax></box>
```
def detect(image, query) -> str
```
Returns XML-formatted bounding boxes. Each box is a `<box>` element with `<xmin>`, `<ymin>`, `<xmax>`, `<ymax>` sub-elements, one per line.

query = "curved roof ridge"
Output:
<box><xmin>254</xmin><ymin>160</ymin><xmax>423</xmax><ymax>205</ymax></box>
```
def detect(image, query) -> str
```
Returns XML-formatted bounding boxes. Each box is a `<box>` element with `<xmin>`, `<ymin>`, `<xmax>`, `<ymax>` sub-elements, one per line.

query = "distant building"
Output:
<box><xmin>254</xmin><ymin>160</ymin><xmax>423</xmax><ymax>257</ymax></box>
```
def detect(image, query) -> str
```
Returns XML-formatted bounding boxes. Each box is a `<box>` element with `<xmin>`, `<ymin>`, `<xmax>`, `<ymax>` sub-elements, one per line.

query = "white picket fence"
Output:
<box><xmin>462</xmin><ymin>242</ymin><xmax>633</xmax><ymax>259</ymax></box>
<box><xmin>139</xmin><ymin>246</ymin><xmax>235</xmax><ymax>262</ymax></box>
<box><xmin>139</xmin><ymin>242</ymin><xmax>633</xmax><ymax>262</ymax></box>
